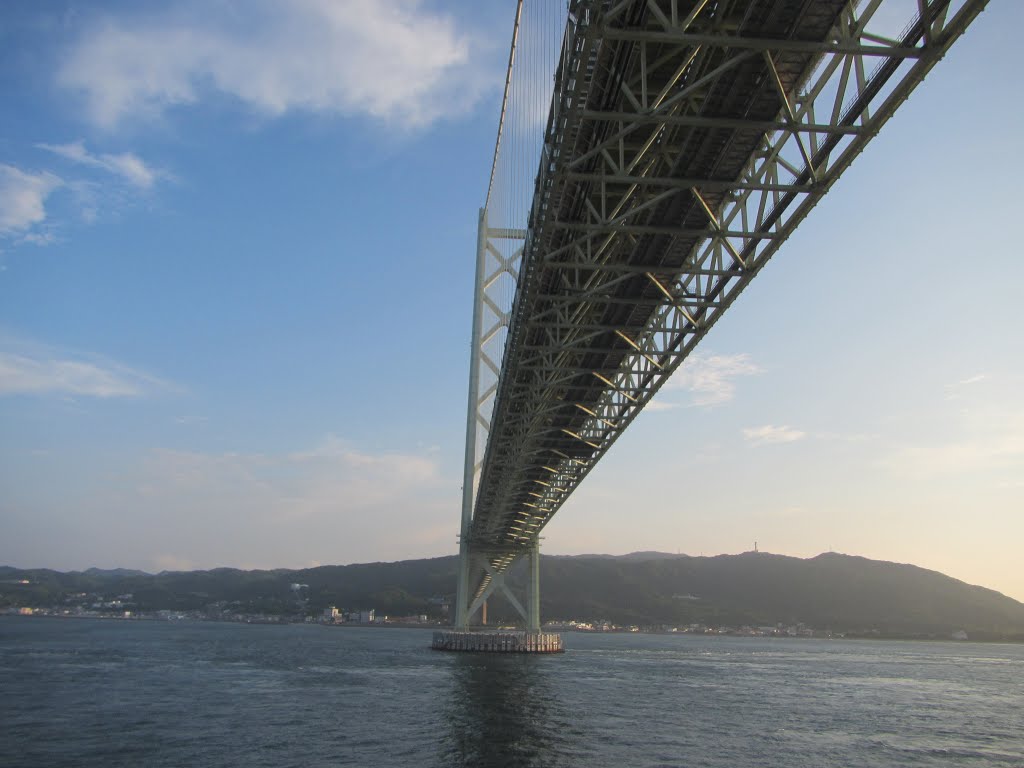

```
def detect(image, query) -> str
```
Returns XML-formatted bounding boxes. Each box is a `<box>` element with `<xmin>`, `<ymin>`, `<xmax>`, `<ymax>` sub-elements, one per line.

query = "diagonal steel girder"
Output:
<box><xmin>460</xmin><ymin>0</ymin><xmax>988</xmax><ymax>607</ymax></box>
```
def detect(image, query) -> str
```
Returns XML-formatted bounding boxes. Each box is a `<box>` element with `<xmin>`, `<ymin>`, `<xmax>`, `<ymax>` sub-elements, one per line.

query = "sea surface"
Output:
<box><xmin>2</xmin><ymin>618</ymin><xmax>1022</xmax><ymax>767</ymax></box>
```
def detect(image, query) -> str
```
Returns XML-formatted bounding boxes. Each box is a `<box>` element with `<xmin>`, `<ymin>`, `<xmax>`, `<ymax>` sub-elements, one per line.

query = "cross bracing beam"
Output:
<box><xmin>455</xmin><ymin>0</ymin><xmax>988</xmax><ymax>623</ymax></box>
<box><xmin>598</xmin><ymin>29</ymin><xmax>927</xmax><ymax>57</ymax></box>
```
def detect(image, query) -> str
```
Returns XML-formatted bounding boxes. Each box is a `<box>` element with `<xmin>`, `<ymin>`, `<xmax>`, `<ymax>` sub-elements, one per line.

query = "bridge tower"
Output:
<box><xmin>434</xmin><ymin>209</ymin><xmax>561</xmax><ymax>651</ymax></box>
<box><xmin>453</xmin><ymin>208</ymin><xmax>542</xmax><ymax>633</ymax></box>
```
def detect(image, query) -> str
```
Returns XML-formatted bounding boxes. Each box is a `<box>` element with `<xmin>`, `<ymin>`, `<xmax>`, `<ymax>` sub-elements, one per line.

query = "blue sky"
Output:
<box><xmin>1</xmin><ymin>1</ymin><xmax>1022</xmax><ymax>601</ymax></box>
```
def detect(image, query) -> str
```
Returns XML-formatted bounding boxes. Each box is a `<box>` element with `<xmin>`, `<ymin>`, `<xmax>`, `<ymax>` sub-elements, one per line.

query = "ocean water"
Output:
<box><xmin>2</xmin><ymin>618</ymin><xmax>1022</xmax><ymax>767</ymax></box>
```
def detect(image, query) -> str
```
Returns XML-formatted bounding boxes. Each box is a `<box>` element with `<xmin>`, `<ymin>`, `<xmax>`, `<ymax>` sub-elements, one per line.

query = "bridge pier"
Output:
<box><xmin>446</xmin><ymin>541</ymin><xmax>560</xmax><ymax>653</ymax></box>
<box><xmin>431</xmin><ymin>630</ymin><xmax>563</xmax><ymax>654</ymax></box>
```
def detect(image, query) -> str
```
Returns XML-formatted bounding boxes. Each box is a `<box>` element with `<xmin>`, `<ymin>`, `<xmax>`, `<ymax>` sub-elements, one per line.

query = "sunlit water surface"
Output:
<box><xmin>2</xmin><ymin>618</ymin><xmax>1022</xmax><ymax>767</ymax></box>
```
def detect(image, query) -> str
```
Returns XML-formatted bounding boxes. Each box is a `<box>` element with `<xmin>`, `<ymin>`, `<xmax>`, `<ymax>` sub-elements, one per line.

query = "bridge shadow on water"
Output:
<box><xmin>439</xmin><ymin>651</ymin><xmax>580</xmax><ymax>768</ymax></box>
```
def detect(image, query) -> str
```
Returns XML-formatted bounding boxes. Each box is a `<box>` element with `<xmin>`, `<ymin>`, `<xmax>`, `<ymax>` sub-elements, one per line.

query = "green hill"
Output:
<box><xmin>3</xmin><ymin>552</ymin><xmax>1023</xmax><ymax>640</ymax></box>
<box><xmin>530</xmin><ymin>552</ymin><xmax>1024</xmax><ymax>637</ymax></box>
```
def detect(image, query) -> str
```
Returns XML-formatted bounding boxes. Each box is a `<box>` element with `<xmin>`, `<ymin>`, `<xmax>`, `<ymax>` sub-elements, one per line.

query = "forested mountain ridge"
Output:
<box><xmin>3</xmin><ymin>552</ymin><xmax>1022</xmax><ymax>639</ymax></box>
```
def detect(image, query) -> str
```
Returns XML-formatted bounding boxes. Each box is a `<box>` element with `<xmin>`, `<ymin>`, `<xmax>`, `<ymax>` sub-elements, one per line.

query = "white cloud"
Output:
<box><xmin>0</xmin><ymin>340</ymin><xmax>171</xmax><ymax>398</ymax></box>
<box><xmin>0</xmin><ymin>145</ymin><xmax>165</xmax><ymax>249</ymax></box>
<box><xmin>57</xmin><ymin>0</ymin><xmax>495</xmax><ymax>130</ymax></box>
<box><xmin>0</xmin><ymin>353</ymin><xmax>141</xmax><ymax>397</ymax></box>
<box><xmin>957</xmin><ymin>374</ymin><xmax>988</xmax><ymax>386</ymax></box>
<box><xmin>0</xmin><ymin>165</ymin><xmax>62</xmax><ymax>236</ymax></box>
<box><xmin>644</xmin><ymin>399</ymin><xmax>679</xmax><ymax>412</ymax></box>
<box><xmin>37</xmin><ymin>141</ymin><xmax>162</xmax><ymax>189</ymax></box>
<box><xmin>19</xmin><ymin>231</ymin><xmax>60</xmax><ymax>247</ymax></box>
<box><xmin>665</xmin><ymin>352</ymin><xmax>762</xmax><ymax>406</ymax></box>
<box><xmin>743</xmin><ymin>425</ymin><xmax>806</xmax><ymax>446</ymax></box>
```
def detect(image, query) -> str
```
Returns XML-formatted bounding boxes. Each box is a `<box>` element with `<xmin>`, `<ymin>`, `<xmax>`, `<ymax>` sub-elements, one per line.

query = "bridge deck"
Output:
<box><xmin>463</xmin><ymin>0</ymin><xmax>986</xmax><ymax>595</ymax></box>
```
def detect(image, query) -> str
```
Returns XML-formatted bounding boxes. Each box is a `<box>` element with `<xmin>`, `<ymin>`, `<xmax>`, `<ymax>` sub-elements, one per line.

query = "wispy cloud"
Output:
<box><xmin>883</xmin><ymin>407</ymin><xmax>1024</xmax><ymax>478</ymax></box>
<box><xmin>957</xmin><ymin>374</ymin><xmax>988</xmax><ymax>386</ymax></box>
<box><xmin>0</xmin><ymin>164</ymin><xmax>62</xmax><ymax>238</ymax></box>
<box><xmin>665</xmin><ymin>352</ymin><xmax>762</xmax><ymax>407</ymax></box>
<box><xmin>644</xmin><ymin>399</ymin><xmax>679</xmax><ymax>412</ymax></box>
<box><xmin>743</xmin><ymin>425</ymin><xmax>806</xmax><ymax>446</ymax></box>
<box><xmin>814</xmin><ymin>430</ymin><xmax>876</xmax><ymax>443</ymax></box>
<box><xmin>1</xmin><ymin>142</ymin><xmax>167</xmax><ymax>252</ymax></box>
<box><xmin>57</xmin><ymin>0</ymin><xmax>496</xmax><ymax>130</ymax></box>
<box><xmin>0</xmin><ymin>338</ymin><xmax>172</xmax><ymax>398</ymax></box>
<box><xmin>944</xmin><ymin>372</ymin><xmax>990</xmax><ymax>400</ymax></box>
<box><xmin>886</xmin><ymin>431</ymin><xmax>1024</xmax><ymax>478</ymax></box>
<box><xmin>37</xmin><ymin>141</ymin><xmax>164</xmax><ymax>189</ymax></box>
<box><xmin>88</xmin><ymin>436</ymin><xmax>452</xmax><ymax>570</ymax></box>
<box><xmin>286</xmin><ymin>435</ymin><xmax>439</xmax><ymax>501</ymax></box>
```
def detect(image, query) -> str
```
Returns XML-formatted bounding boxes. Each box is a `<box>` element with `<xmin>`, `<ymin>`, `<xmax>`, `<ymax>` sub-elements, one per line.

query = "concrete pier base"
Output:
<box><xmin>431</xmin><ymin>630</ymin><xmax>563</xmax><ymax>654</ymax></box>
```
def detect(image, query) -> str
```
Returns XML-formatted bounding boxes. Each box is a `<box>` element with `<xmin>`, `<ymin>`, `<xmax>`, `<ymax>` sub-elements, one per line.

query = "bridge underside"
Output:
<box><xmin>455</xmin><ymin>0</ymin><xmax>987</xmax><ymax>629</ymax></box>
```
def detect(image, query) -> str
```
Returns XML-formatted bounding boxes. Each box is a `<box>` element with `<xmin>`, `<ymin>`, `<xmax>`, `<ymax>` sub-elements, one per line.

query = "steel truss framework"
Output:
<box><xmin>455</xmin><ymin>0</ymin><xmax>988</xmax><ymax>627</ymax></box>
<box><xmin>455</xmin><ymin>211</ymin><xmax>537</xmax><ymax>629</ymax></box>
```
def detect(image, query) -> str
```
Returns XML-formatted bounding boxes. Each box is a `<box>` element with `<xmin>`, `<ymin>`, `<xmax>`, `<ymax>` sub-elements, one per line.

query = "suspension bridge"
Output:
<box><xmin>436</xmin><ymin>0</ymin><xmax>988</xmax><ymax>648</ymax></box>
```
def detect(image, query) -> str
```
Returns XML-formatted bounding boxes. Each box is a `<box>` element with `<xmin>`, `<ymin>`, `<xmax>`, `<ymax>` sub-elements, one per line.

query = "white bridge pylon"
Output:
<box><xmin>455</xmin><ymin>210</ymin><xmax>536</xmax><ymax>630</ymax></box>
